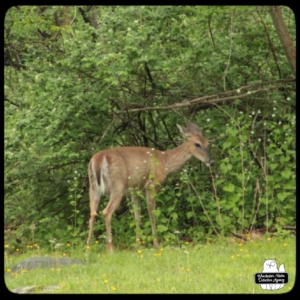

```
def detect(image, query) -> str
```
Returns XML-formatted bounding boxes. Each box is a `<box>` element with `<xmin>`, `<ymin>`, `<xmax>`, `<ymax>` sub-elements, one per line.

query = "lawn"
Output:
<box><xmin>5</xmin><ymin>235</ymin><xmax>295</xmax><ymax>293</ymax></box>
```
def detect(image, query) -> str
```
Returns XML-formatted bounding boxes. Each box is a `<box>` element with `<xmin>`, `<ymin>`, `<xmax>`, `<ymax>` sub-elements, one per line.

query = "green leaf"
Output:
<box><xmin>223</xmin><ymin>183</ymin><xmax>235</xmax><ymax>192</ymax></box>
<box><xmin>281</xmin><ymin>170</ymin><xmax>292</xmax><ymax>179</ymax></box>
<box><xmin>157</xmin><ymin>224</ymin><xmax>168</xmax><ymax>232</ymax></box>
<box><xmin>186</xmin><ymin>211</ymin><xmax>194</xmax><ymax>219</ymax></box>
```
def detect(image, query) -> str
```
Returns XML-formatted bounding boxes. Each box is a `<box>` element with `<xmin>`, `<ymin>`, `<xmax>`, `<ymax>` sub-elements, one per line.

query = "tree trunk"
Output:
<box><xmin>269</xmin><ymin>6</ymin><xmax>296</xmax><ymax>76</ymax></box>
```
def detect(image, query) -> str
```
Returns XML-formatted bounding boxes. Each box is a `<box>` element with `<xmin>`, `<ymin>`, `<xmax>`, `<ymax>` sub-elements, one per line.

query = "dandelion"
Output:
<box><xmin>246</xmin><ymin>254</ymin><xmax>250</xmax><ymax>257</ymax></box>
<box><xmin>237</xmin><ymin>254</ymin><xmax>240</xmax><ymax>257</ymax></box>
<box><xmin>5</xmin><ymin>244</ymin><xmax>9</xmax><ymax>248</ymax></box>
<box><xmin>238</xmin><ymin>243</ymin><xmax>243</xmax><ymax>246</ymax></box>
<box><xmin>187</xmin><ymin>268</ymin><xmax>190</xmax><ymax>272</ymax></box>
<box><xmin>185</xmin><ymin>242</ymin><xmax>189</xmax><ymax>245</ymax></box>
<box><xmin>22</xmin><ymin>269</ymin><xmax>28</xmax><ymax>273</ymax></box>
<box><xmin>86</xmin><ymin>245</ymin><xmax>91</xmax><ymax>250</ymax></box>
<box><xmin>111</xmin><ymin>286</ymin><xmax>117</xmax><ymax>291</ymax></box>
<box><xmin>231</xmin><ymin>255</ymin><xmax>235</xmax><ymax>259</ymax></box>
<box><xmin>6</xmin><ymin>268</ymin><xmax>11</xmax><ymax>272</ymax></box>
<box><xmin>267</xmin><ymin>238</ymin><xmax>271</xmax><ymax>241</ymax></box>
<box><xmin>156</xmin><ymin>278</ymin><xmax>161</xmax><ymax>282</ymax></box>
<box><xmin>137</xmin><ymin>250</ymin><xmax>142</xmax><ymax>254</ymax></box>
<box><xmin>160</xmin><ymin>248</ymin><xmax>164</xmax><ymax>252</ymax></box>
<box><xmin>140</xmin><ymin>255</ymin><xmax>144</xmax><ymax>258</ymax></box>
<box><xmin>104</xmin><ymin>279</ymin><xmax>108</xmax><ymax>284</ymax></box>
<box><xmin>95</xmin><ymin>240</ymin><xmax>99</xmax><ymax>244</ymax></box>
<box><xmin>284</xmin><ymin>243</ymin><xmax>288</xmax><ymax>247</ymax></box>
<box><xmin>239</xmin><ymin>249</ymin><xmax>243</xmax><ymax>252</ymax></box>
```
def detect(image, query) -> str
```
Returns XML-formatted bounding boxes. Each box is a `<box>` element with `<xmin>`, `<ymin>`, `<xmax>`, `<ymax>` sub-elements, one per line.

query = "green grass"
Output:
<box><xmin>5</xmin><ymin>236</ymin><xmax>295</xmax><ymax>293</ymax></box>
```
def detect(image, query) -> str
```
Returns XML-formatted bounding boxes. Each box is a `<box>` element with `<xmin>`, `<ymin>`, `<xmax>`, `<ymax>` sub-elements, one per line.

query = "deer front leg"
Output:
<box><xmin>132</xmin><ymin>195</ymin><xmax>142</xmax><ymax>244</ymax></box>
<box><xmin>146</xmin><ymin>189</ymin><xmax>159</xmax><ymax>248</ymax></box>
<box><xmin>103</xmin><ymin>192</ymin><xmax>123</xmax><ymax>253</ymax></box>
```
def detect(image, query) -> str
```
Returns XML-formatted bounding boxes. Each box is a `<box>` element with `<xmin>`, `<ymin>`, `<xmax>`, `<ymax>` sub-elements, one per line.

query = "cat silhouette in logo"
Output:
<box><xmin>261</xmin><ymin>259</ymin><xmax>285</xmax><ymax>290</ymax></box>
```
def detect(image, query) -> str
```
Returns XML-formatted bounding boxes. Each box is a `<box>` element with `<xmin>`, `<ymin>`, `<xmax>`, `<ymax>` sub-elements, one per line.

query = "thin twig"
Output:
<box><xmin>223</xmin><ymin>11</ymin><xmax>234</xmax><ymax>92</ymax></box>
<box><xmin>69</xmin><ymin>6</ymin><xmax>77</xmax><ymax>26</ymax></box>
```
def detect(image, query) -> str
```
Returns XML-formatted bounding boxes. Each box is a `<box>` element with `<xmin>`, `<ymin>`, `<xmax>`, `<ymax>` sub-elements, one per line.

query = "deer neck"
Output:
<box><xmin>164</xmin><ymin>141</ymin><xmax>191</xmax><ymax>176</ymax></box>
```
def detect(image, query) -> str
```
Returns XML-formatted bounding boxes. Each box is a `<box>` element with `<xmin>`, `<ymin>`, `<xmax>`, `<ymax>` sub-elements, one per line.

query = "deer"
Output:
<box><xmin>87</xmin><ymin>122</ymin><xmax>214</xmax><ymax>253</ymax></box>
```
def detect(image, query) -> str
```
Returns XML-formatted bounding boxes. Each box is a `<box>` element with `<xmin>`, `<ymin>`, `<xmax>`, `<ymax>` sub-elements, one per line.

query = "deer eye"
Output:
<box><xmin>195</xmin><ymin>143</ymin><xmax>202</xmax><ymax>149</ymax></box>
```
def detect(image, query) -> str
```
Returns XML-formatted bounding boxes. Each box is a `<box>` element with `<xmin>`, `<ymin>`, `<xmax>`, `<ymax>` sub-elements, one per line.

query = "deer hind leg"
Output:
<box><xmin>132</xmin><ymin>195</ymin><xmax>142</xmax><ymax>243</ymax></box>
<box><xmin>87</xmin><ymin>188</ymin><xmax>101</xmax><ymax>247</ymax></box>
<box><xmin>103</xmin><ymin>191</ymin><xmax>124</xmax><ymax>253</ymax></box>
<box><xmin>146</xmin><ymin>189</ymin><xmax>159</xmax><ymax>248</ymax></box>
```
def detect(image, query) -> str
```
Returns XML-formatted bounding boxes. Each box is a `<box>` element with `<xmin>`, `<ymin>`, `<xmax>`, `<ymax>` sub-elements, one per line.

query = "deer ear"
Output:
<box><xmin>188</xmin><ymin>122</ymin><xmax>202</xmax><ymax>134</ymax></box>
<box><xmin>177</xmin><ymin>124</ymin><xmax>190</xmax><ymax>138</ymax></box>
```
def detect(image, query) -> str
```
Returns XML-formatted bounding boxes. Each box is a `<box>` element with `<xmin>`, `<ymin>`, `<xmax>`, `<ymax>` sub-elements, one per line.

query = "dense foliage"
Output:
<box><xmin>5</xmin><ymin>6</ymin><xmax>295</xmax><ymax>249</ymax></box>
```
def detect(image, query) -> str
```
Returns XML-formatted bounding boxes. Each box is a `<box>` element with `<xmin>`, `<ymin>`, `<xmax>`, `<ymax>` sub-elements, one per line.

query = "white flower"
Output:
<box><xmin>272</xmin><ymin>114</ymin><xmax>275</xmax><ymax>117</ymax></box>
<box><xmin>127</xmin><ymin>27</ymin><xmax>131</xmax><ymax>31</ymax></box>
<box><xmin>237</xmin><ymin>89</ymin><xmax>241</xmax><ymax>93</ymax></box>
<box><xmin>278</xmin><ymin>121</ymin><xmax>281</xmax><ymax>125</ymax></box>
<box><xmin>258</xmin><ymin>138</ymin><xmax>261</xmax><ymax>142</ymax></box>
<box><xmin>251</xmin><ymin>131</ymin><xmax>254</xmax><ymax>134</ymax></box>
<box><xmin>252</xmin><ymin>111</ymin><xmax>255</xmax><ymax>115</ymax></box>
<box><xmin>258</xmin><ymin>109</ymin><xmax>261</xmax><ymax>114</ymax></box>
<box><xmin>207</xmin><ymin>118</ymin><xmax>210</xmax><ymax>122</ymax></box>
<box><xmin>273</xmin><ymin>107</ymin><xmax>276</xmax><ymax>110</ymax></box>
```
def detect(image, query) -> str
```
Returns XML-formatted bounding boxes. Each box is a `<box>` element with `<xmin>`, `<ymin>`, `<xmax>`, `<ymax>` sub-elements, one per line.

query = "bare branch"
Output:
<box><xmin>115</xmin><ymin>79</ymin><xmax>295</xmax><ymax>114</ymax></box>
